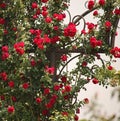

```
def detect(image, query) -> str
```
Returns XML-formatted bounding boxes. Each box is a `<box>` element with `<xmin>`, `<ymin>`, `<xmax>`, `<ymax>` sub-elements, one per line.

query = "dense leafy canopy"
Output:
<box><xmin>0</xmin><ymin>0</ymin><xmax>120</xmax><ymax>121</ymax></box>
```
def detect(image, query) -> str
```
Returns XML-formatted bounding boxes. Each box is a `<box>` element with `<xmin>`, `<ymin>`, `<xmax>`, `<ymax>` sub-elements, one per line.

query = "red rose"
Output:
<box><xmin>64</xmin><ymin>22</ymin><xmax>77</xmax><ymax>37</ymax></box>
<box><xmin>82</xmin><ymin>61</ymin><xmax>87</xmax><ymax>67</ymax></box>
<box><xmin>30</xmin><ymin>59</ymin><xmax>36</xmax><ymax>66</ymax></box>
<box><xmin>53</xmin><ymin>26</ymin><xmax>59</xmax><ymax>31</ymax></box>
<box><xmin>2</xmin><ymin>45</ymin><xmax>9</xmax><ymax>52</ymax></box>
<box><xmin>54</xmin><ymin>84</ymin><xmax>60</xmax><ymax>91</ymax></box>
<box><xmin>76</xmin><ymin>108</ymin><xmax>80</xmax><ymax>114</ymax></box>
<box><xmin>0</xmin><ymin>18</ymin><xmax>5</xmax><ymax>25</ymax></box>
<box><xmin>36</xmin><ymin>8</ymin><xmax>41</xmax><ymax>15</ymax></box>
<box><xmin>32</xmin><ymin>14</ymin><xmax>38</xmax><ymax>19</ymax></box>
<box><xmin>41</xmin><ymin>0</ymin><xmax>48</xmax><ymax>3</ymax></box>
<box><xmin>0</xmin><ymin>3</ymin><xmax>7</xmax><ymax>8</ymax></box>
<box><xmin>96</xmin><ymin>53</ymin><xmax>101</xmax><ymax>59</ymax></box>
<box><xmin>15</xmin><ymin>48</ymin><xmax>25</xmax><ymax>55</ymax></box>
<box><xmin>7</xmin><ymin>106</ymin><xmax>15</xmax><ymax>113</ymax></box>
<box><xmin>51</xmin><ymin>36</ymin><xmax>60</xmax><ymax>43</ymax></box>
<box><xmin>0</xmin><ymin>95</ymin><xmax>5</xmax><ymax>100</ymax></box>
<box><xmin>42</xmin><ymin>109</ymin><xmax>48</xmax><ymax>116</ymax></box>
<box><xmin>57</xmin><ymin>14</ymin><xmax>64</xmax><ymax>21</ymax></box>
<box><xmin>36</xmin><ymin>97</ymin><xmax>42</xmax><ymax>104</ymax></box>
<box><xmin>64</xmin><ymin>95</ymin><xmax>69</xmax><ymax>100</ymax></box>
<box><xmin>107</xmin><ymin>66</ymin><xmax>113</xmax><ymax>70</ymax></box>
<box><xmin>12</xmin><ymin>27</ymin><xmax>17</xmax><ymax>32</ymax></box>
<box><xmin>87</xmin><ymin>22</ymin><xmax>95</xmax><ymax>30</ymax></box>
<box><xmin>17</xmin><ymin>41</ymin><xmax>25</xmax><ymax>47</ymax></box>
<box><xmin>43</xmin><ymin>34</ymin><xmax>51</xmax><ymax>43</ymax></box>
<box><xmin>65</xmin><ymin>85</ymin><xmax>71</xmax><ymax>92</ymax></box>
<box><xmin>42</xmin><ymin>6</ymin><xmax>47</xmax><ymax>11</ymax></box>
<box><xmin>0</xmin><ymin>72</ymin><xmax>7</xmax><ymax>81</ymax></box>
<box><xmin>4</xmin><ymin>29</ymin><xmax>8</xmax><ymax>35</ymax></box>
<box><xmin>110</xmin><ymin>47</ymin><xmax>120</xmax><ymax>58</ymax></box>
<box><xmin>45</xmin><ymin>98</ymin><xmax>56</xmax><ymax>108</ymax></box>
<box><xmin>53</xmin><ymin>13</ymin><xmax>65</xmax><ymax>21</ymax></box>
<box><xmin>41</xmin><ymin>11</ymin><xmax>48</xmax><ymax>17</ymax></box>
<box><xmin>61</xmin><ymin>54</ymin><xmax>68</xmax><ymax>61</ymax></box>
<box><xmin>31</xmin><ymin>2</ymin><xmax>38</xmax><ymax>9</ymax></box>
<box><xmin>44</xmin><ymin>88</ymin><xmax>50</xmax><ymax>95</ymax></box>
<box><xmin>49</xmin><ymin>98</ymin><xmax>56</xmax><ymax>105</ymax></box>
<box><xmin>45</xmin><ymin>17</ymin><xmax>52</xmax><ymax>23</ymax></box>
<box><xmin>45</xmin><ymin>66</ymin><xmax>55</xmax><ymax>75</ymax></box>
<box><xmin>92</xmin><ymin>78</ymin><xmax>99</xmax><ymax>84</ymax></box>
<box><xmin>8</xmin><ymin>81</ymin><xmax>15</xmax><ymax>88</ymax></box>
<box><xmin>2</xmin><ymin>52</ymin><xmax>10</xmax><ymax>60</ymax></box>
<box><xmin>90</xmin><ymin>36</ymin><xmax>97</xmax><ymax>48</ymax></box>
<box><xmin>35</xmin><ymin>29</ymin><xmax>42</xmax><ymax>35</ymax></box>
<box><xmin>88</xmin><ymin>0</ymin><xmax>94</xmax><ymax>10</ymax></box>
<box><xmin>51</xmin><ymin>94</ymin><xmax>58</xmax><ymax>100</ymax></box>
<box><xmin>22</xmin><ymin>83</ymin><xmax>29</xmax><ymax>89</ymax></box>
<box><xmin>45</xmin><ymin>102</ymin><xmax>53</xmax><ymax>109</ymax></box>
<box><xmin>93</xmin><ymin>10</ymin><xmax>98</xmax><ymax>16</ymax></box>
<box><xmin>81</xmin><ymin>29</ymin><xmax>86</xmax><ymax>35</ymax></box>
<box><xmin>105</xmin><ymin>20</ymin><xmax>111</xmax><ymax>29</ymax></box>
<box><xmin>84</xmin><ymin>98</ymin><xmax>89</xmax><ymax>104</ymax></box>
<box><xmin>61</xmin><ymin>76</ymin><xmax>67</xmax><ymax>83</ymax></box>
<box><xmin>114</xmin><ymin>8</ymin><xmax>120</xmax><ymax>15</ymax></box>
<box><xmin>14</xmin><ymin>41</ymin><xmax>25</xmax><ymax>55</ymax></box>
<box><xmin>96</xmin><ymin>40</ymin><xmax>102</xmax><ymax>46</ymax></box>
<box><xmin>11</xmin><ymin>96</ymin><xmax>17</xmax><ymax>102</ymax></box>
<box><xmin>74</xmin><ymin>114</ymin><xmax>79</xmax><ymax>121</ymax></box>
<box><xmin>99</xmin><ymin>0</ymin><xmax>105</xmax><ymax>6</ymax></box>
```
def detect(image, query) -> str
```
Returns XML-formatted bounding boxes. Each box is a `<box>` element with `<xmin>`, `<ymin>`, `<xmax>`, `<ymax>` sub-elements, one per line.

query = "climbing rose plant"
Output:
<box><xmin>0</xmin><ymin>0</ymin><xmax>120</xmax><ymax>121</ymax></box>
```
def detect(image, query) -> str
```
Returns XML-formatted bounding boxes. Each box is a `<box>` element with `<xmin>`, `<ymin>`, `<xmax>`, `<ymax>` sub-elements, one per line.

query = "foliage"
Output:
<box><xmin>0</xmin><ymin>0</ymin><xmax>120</xmax><ymax>120</ymax></box>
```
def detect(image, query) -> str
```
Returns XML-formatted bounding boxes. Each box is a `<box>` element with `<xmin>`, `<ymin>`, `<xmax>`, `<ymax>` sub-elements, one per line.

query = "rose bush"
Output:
<box><xmin>0</xmin><ymin>0</ymin><xmax>120</xmax><ymax>121</ymax></box>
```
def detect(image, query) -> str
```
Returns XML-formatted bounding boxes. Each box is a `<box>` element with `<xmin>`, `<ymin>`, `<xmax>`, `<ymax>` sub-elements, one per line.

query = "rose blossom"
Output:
<box><xmin>88</xmin><ymin>0</ymin><xmax>94</xmax><ymax>10</ymax></box>
<box><xmin>22</xmin><ymin>82</ymin><xmax>29</xmax><ymax>89</ymax></box>
<box><xmin>107</xmin><ymin>66</ymin><xmax>113</xmax><ymax>70</ymax></box>
<box><xmin>44</xmin><ymin>88</ymin><xmax>50</xmax><ymax>95</ymax></box>
<box><xmin>84</xmin><ymin>98</ymin><xmax>89</xmax><ymax>104</ymax></box>
<box><xmin>0</xmin><ymin>3</ymin><xmax>7</xmax><ymax>8</ymax></box>
<box><xmin>99</xmin><ymin>0</ymin><xmax>105</xmax><ymax>6</ymax></box>
<box><xmin>36</xmin><ymin>97</ymin><xmax>42</xmax><ymax>104</ymax></box>
<box><xmin>45</xmin><ymin>66</ymin><xmax>55</xmax><ymax>75</ymax></box>
<box><xmin>41</xmin><ymin>0</ymin><xmax>49</xmax><ymax>3</ymax></box>
<box><xmin>45</xmin><ymin>17</ymin><xmax>52</xmax><ymax>23</ymax></box>
<box><xmin>60</xmin><ymin>54</ymin><xmax>68</xmax><ymax>61</ymax></box>
<box><xmin>0</xmin><ymin>18</ymin><xmax>5</xmax><ymax>25</ymax></box>
<box><xmin>54</xmin><ymin>84</ymin><xmax>60</xmax><ymax>91</ymax></box>
<box><xmin>7</xmin><ymin>106</ymin><xmax>15</xmax><ymax>113</ymax></box>
<box><xmin>93</xmin><ymin>10</ymin><xmax>98</xmax><ymax>16</ymax></box>
<box><xmin>92</xmin><ymin>78</ymin><xmax>99</xmax><ymax>84</ymax></box>
<box><xmin>8</xmin><ymin>81</ymin><xmax>15</xmax><ymax>88</ymax></box>
<box><xmin>31</xmin><ymin>2</ymin><xmax>38</xmax><ymax>9</ymax></box>
<box><xmin>64</xmin><ymin>22</ymin><xmax>77</xmax><ymax>37</ymax></box>
<box><xmin>74</xmin><ymin>114</ymin><xmax>79</xmax><ymax>121</ymax></box>
<box><xmin>105</xmin><ymin>20</ymin><xmax>112</xmax><ymax>29</ymax></box>
<box><xmin>114</xmin><ymin>8</ymin><xmax>120</xmax><ymax>15</ymax></box>
<box><xmin>61</xmin><ymin>76</ymin><xmax>67</xmax><ymax>83</ymax></box>
<box><xmin>65</xmin><ymin>85</ymin><xmax>71</xmax><ymax>92</ymax></box>
<box><xmin>0</xmin><ymin>72</ymin><xmax>7</xmax><ymax>81</ymax></box>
